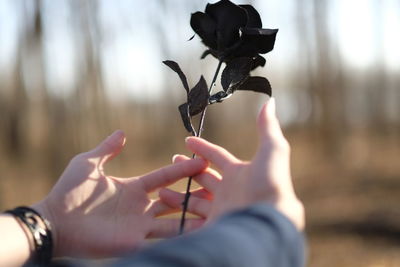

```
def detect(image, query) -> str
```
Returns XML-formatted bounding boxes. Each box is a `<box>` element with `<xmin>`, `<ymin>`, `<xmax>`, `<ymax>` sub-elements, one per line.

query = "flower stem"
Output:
<box><xmin>179</xmin><ymin>59</ymin><xmax>223</xmax><ymax>234</ymax></box>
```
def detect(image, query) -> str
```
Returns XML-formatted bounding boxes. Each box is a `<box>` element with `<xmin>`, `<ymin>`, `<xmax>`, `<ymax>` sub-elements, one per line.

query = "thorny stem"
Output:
<box><xmin>179</xmin><ymin>59</ymin><xmax>224</xmax><ymax>234</ymax></box>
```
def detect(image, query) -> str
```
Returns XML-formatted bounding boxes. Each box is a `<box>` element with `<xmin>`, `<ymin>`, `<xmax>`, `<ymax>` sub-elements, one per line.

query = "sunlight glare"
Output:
<box><xmin>337</xmin><ymin>0</ymin><xmax>375</xmax><ymax>68</ymax></box>
<box><xmin>383</xmin><ymin>0</ymin><xmax>400</xmax><ymax>69</ymax></box>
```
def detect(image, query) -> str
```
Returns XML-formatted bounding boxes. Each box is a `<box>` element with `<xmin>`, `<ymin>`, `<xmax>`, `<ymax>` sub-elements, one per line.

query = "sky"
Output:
<box><xmin>0</xmin><ymin>0</ymin><xmax>399</xmax><ymax>102</ymax></box>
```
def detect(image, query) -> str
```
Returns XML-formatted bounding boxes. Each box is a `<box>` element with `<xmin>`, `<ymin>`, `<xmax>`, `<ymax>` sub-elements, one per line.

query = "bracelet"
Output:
<box><xmin>5</xmin><ymin>206</ymin><xmax>53</xmax><ymax>265</ymax></box>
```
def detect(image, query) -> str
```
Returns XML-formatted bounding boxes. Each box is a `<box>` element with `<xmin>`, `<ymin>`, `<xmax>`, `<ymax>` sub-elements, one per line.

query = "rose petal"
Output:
<box><xmin>190</xmin><ymin>12</ymin><xmax>218</xmax><ymax>50</ymax></box>
<box><xmin>228</xmin><ymin>40</ymin><xmax>258</xmax><ymax>58</ymax></box>
<box><xmin>205</xmin><ymin>0</ymin><xmax>247</xmax><ymax>49</ymax></box>
<box><xmin>240</xmin><ymin>5</ymin><xmax>262</xmax><ymax>28</ymax></box>
<box><xmin>241</xmin><ymin>28</ymin><xmax>278</xmax><ymax>54</ymax></box>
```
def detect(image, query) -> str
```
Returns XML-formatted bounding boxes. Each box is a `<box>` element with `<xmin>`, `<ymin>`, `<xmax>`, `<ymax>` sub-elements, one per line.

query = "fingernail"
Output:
<box><xmin>117</xmin><ymin>131</ymin><xmax>126</xmax><ymax>145</ymax></box>
<box><xmin>109</xmin><ymin>130</ymin><xmax>125</xmax><ymax>144</ymax></box>
<box><xmin>112</xmin><ymin>129</ymin><xmax>124</xmax><ymax>137</ymax></box>
<box><xmin>185</xmin><ymin>136</ymin><xmax>192</xmax><ymax>143</ymax></box>
<box><xmin>172</xmin><ymin>154</ymin><xmax>180</xmax><ymax>162</ymax></box>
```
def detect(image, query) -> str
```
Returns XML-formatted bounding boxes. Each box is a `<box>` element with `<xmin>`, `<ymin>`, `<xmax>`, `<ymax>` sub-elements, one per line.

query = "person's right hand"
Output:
<box><xmin>160</xmin><ymin>98</ymin><xmax>305</xmax><ymax>231</ymax></box>
<box><xmin>32</xmin><ymin>130</ymin><xmax>208</xmax><ymax>258</ymax></box>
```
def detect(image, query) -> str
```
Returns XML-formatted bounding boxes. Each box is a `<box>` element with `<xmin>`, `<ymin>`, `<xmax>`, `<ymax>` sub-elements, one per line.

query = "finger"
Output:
<box><xmin>147</xmin><ymin>199</ymin><xmax>179</xmax><ymax>217</ymax></box>
<box><xmin>163</xmin><ymin>187</ymin><xmax>212</xmax><ymax>200</ymax></box>
<box><xmin>172</xmin><ymin>155</ymin><xmax>221</xmax><ymax>193</ymax></box>
<box><xmin>172</xmin><ymin>154</ymin><xmax>190</xmax><ymax>163</ymax></box>
<box><xmin>190</xmin><ymin>188</ymin><xmax>213</xmax><ymax>199</ymax></box>
<box><xmin>256</xmin><ymin>98</ymin><xmax>291</xmax><ymax>159</ymax></box>
<box><xmin>148</xmin><ymin>218</ymin><xmax>205</xmax><ymax>238</ymax></box>
<box><xmin>178</xmin><ymin>187</ymin><xmax>212</xmax><ymax>200</ymax></box>
<box><xmin>85</xmin><ymin>130</ymin><xmax>126</xmax><ymax>165</ymax></box>
<box><xmin>194</xmin><ymin>170</ymin><xmax>221</xmax><ymax>193</ymax></box>
<box><xmin>159</xmin><ymin>188</ymin><xmax>211</xmax><ymax>217</ymax></box>
<box><xmin>140</xmin><ymin>158</ymin><xmax>208</xmax><ymax>192</ymax></box>
<box><xmin>185</xmin><ymin>137</ymin><xmax>239</xmax><ymax>170</ymax></box>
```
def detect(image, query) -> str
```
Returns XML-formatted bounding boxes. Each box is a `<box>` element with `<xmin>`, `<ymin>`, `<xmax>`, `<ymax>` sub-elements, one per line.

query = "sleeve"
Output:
<box><xmin>114</xmin><ymin>204</ymin><xmax>306</xmax><ymax>267</ymax></box>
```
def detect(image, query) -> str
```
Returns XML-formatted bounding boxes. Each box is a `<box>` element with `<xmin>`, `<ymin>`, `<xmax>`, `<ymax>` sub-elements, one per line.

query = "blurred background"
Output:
<box><xmin>0</xmin><ymin>0</ymin><xmax>399</xmax><ymax>266</ymax></box>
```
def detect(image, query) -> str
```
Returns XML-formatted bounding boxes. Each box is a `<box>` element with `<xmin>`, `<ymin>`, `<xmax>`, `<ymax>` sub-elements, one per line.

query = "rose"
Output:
<box><xmin>164</xmin><ymin>0</ymin><xmax>278</xmax><ymax>234</ymax></box>
<box><xmin>165</xmin><ymin>0</ymin><xmax>277</xmax><ymax>131</ymax></box>
<box><xmin>190</xmin><ymin>0</ymin><xmax>278</xmax><ymax>68</ymax></box>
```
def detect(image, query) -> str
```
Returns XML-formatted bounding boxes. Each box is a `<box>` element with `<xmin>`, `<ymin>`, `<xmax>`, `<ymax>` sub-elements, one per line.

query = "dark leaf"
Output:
<box><xmin>200</xmin><ymin>50</ymin><xmax>212</xmax><ymax>59</ymax></box>
<box><xmin>240</xmin><ymin>5</ymin><xmax>262</xmax><ymax>28</ymax></box>
<box><xmin>237</xmin><ymin>76</ymin><xmax>272</xmax><ymax>96</ymax></box>
<box><xmin>190</xmin><ymin>12</ymin><xmax>218</xmax><ymax>50</ymax></box>
<box><xmin>205</xmin><ymin>0</ymin><xmax>247</xmax><ymax>49</ymax></box>
<box><xmin>252</xmin><ymin>55</ymin><xmax>266</xmax><ymax>70</ymax></box>
<box><xmin>162</xmin><ymin>60</ymin><xmax>190</xmax><ymax>93</ymax></box>
<box><xmin>188</xmin><ymin>76</ymin><xmax>209</xmax><ymax>116</ymax></box>
<box><xmin>209</xmin><ymin>91</ymin><xmax>232</xmax><ymax>104</ymax></box>
<box><xmin>221</xmin><ymin>57</ymin><xmax>253</xmax><ymax>92</ymax></box>
<box><xmin>178</xmin><ymin>103</ymin><xmax>195</xmax><ymax>134</ymax></box>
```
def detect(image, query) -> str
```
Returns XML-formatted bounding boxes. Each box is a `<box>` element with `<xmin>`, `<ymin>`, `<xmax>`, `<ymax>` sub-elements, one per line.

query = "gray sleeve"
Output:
<box><xmin>114</xmin><ymin>204</ymin><xmax>306</xmax><ymax>267</ymax></box>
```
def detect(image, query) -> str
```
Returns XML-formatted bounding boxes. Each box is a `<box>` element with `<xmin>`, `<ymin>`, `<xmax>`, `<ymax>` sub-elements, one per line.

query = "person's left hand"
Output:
<box><xmin>33</xmin><ymin>130</ymin><xmax>208</xmax><ymax>258</ymax></box>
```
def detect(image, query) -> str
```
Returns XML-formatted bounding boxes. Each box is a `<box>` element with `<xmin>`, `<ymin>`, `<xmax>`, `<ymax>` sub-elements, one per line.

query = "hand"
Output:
<box><xmin>159</xmin><ymin>98</ymin><xmax>305</xmax><ymax>231</ymax></box>
<box><xmin>33</xmin><ymin>130</ymin><xmax>208</xmax><ymax>258</ymax></box>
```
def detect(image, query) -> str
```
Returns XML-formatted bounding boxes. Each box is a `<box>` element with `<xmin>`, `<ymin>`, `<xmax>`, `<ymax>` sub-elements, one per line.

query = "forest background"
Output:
<box><xmin>0</xmin><ymin>0</ymin><xmax>399</xmax><ymax>266</ymax></box>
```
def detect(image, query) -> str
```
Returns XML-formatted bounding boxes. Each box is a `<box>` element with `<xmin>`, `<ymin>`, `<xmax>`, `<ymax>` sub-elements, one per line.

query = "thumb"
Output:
<box><xmin>257</xmin><ymin>97</ymin><xmax>285</xmax><ymax>143</ymax></box>
<box><xmin>87</xmin><ymin>130</ymin><xmax>126</xmax><ymax>164</ymax></box>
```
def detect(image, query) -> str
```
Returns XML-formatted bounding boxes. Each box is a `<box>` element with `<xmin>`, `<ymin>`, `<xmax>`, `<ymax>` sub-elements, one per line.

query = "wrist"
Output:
<box><xmin>274</xmin><ymin>197</ymin><xmax>305</xmax><ymax>231</ymax></box>
<box><xmin>31</xmin><ymin>201</ymin><xmax>60</xmax><ymax>256</ymax></box>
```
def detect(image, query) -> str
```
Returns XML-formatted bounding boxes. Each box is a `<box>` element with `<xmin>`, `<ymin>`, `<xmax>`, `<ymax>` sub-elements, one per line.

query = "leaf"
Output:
<box><xmin>221</xmin><ymin>57</ymin><xmax>253</xmax><ymax>93</ymax></box>
<box><xmin>188</xmin><ymin>76</ymin><xmax>209</xmax><ymax>116</ymax></box>
<box><xmin>201</xmin><ymin>50</ymin><xmax>212</xmax><ymax>59</ymax></box>
<box><xmin>162</xmin><ymin>60</ymin><xmax>190</xmax><ymax>93</ymax></box>
<box><xmin>252</xmin><ymin>55</ymin><xmax>266</xmax><ymax>70</ymax></box>
<box><xmin>200</xmin><ymin>49</ymin><xmax>219</xmax><ymax>60</ymax></box>
<box><xmin>178</xmin><ymin>103</ymin><xmax>195</xmax><ymax>134</ymax></box>
<box><xmin>200</xmin><ymin>49</ymin><xmax>211</xmax><ymax>59</ymax></box>
<box><xmin>237</xmin><ymin>76</ymin><xmax>272</xmax><ymax>96</ymax></box>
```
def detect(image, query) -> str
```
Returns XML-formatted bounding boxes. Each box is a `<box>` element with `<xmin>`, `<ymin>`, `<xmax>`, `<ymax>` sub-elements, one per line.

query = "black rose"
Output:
<box><xmin>190</xmin><ymin>0</ymin><xmax>278</xmax><ymax>67</ymax></box>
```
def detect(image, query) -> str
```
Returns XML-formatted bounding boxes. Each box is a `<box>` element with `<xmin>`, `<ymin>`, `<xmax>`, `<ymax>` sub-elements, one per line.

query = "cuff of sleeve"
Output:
<box><xmin>217</xmin><ymin>203</ymin><xmax>306</xmax><ymax>267</ymax></box>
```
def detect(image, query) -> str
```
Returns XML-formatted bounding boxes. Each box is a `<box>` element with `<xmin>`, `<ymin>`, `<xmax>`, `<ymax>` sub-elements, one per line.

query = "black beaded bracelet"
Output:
<box><xmin>5</xmin><ymin>206</ymin><xmax>53</xmax><ymax>265</ymax></box>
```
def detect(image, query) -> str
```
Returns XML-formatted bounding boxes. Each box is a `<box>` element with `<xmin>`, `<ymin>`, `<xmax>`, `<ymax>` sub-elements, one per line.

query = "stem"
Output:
<box><xmin>179</xmin><ymin>59</ymin><xmax>223</xmax><ymax>234</ymax></box>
